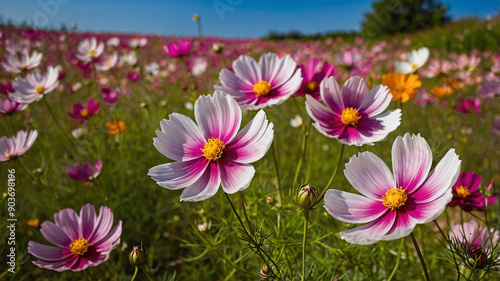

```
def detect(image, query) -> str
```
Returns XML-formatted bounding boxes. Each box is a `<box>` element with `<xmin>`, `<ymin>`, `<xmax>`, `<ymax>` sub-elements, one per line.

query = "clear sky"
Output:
<box><xmin>0</xmin><ymin>0</ymin><xmax>498</xmax><ymax>38</ymax></box>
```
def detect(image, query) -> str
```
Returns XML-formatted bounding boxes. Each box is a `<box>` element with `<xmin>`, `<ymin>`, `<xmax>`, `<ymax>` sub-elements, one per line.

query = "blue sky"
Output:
<box><xmin>0</xmin><ymin>0</ymin><xmax>498</xmax><ymax>38</ymax></box>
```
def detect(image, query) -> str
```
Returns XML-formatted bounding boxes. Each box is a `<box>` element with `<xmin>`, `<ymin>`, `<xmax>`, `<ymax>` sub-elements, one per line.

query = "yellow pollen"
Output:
<box><xmin>21</xmin><ymin>64</ymin><xmax>28</xmax><ymax>69</ymax></box>
<box><xmin>411</xmin><ymin>63</ymin><xmax>417</xmax><ymax>69</ymax></box>
<box><xmin>5</xmin><ymin>149</ymin><xmax>10</xmax><ymax>158</ymax></box>
<box><xmin>382</xmin><ymin>187</ymin><xmax>407</xmax><ymax>211</ymax></box>
<box><xmin>70</xmin><ymin>237</ymin><xmax>89</xmax><ymax>256</ymax></box>
<box><xmin>89</xmin><ymin>49</ymin><xmax>95</xmax><ymax>56</ymax></box>
<box><xmin>201</xmin><ymin>138</ymin><xmax>225</xmax><ymax>161</ymax></box>
<box><xmin>107</xmin><ymin>61</ymin><xmax>112</xmax><ymax>67</ymax></box>
<box><xmin>80</xmin><ymin>109</ymin><xmax>89</xmax><ymax>117</ymax></box>
<box><xmin>253</xmin><ymin>80</ymin><xmax>272</xmax><ymax>97</ymax></box>
<box><xmin>456</xmin><ymin>186</ymin><xmax>470</xmax><ymax>199</ymax></box>
<box><xmin>307</xmin><ymin>81</ymin><xmax>317</xmax><ymax>91</ymax></box>
<box><xmin>36</xmin><ymin>85</ymin><xmax>45</xmax><ymax>94</ymax></box>
<box><xmin>341</xmin><ymin>107</ymin><xmax>361</xmax><ymax>127</ymax></box>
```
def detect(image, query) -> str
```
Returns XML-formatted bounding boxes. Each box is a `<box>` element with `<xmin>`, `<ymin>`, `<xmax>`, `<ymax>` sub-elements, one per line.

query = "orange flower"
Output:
<box><xmin>443</xmin><ymin>77</ymin><xmax>461</xmax><ymax>89</ymax></box>
<box><xmin>106</xmin><ymin>120</ymin><xmax>126</xmax><ymax>135</ymax></box>
<box><xmin>430</xmin><ymin>85</ymin><xmax>454</xmax><ymax>98</ymax></box>
<box><xmin>381</xmin><ymin>72</ymin><xmax>422</xmax><ymax>103</ymax></box>
<box><xmin>27</xmin><ymin>218</ymin><xmax>39</xmax><ymax>228</ymax></box>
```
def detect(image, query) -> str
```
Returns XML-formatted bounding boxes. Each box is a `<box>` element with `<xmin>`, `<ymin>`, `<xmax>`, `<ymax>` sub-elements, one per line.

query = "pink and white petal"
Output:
<box><xmin>340</xmin><ymin>211</ymin><xmax>397</xmax><ymax>245</ymax></box>
<box><xmin>260</xmin><ymin>54</ymin><xmax>297</xmax><ymax>87</ymax></box>
<box><xmin>224</xmin><ymin>110</ymin><xmax>273</xmax><ymax>164</ymax></box>
<box><xmin>338</xmin><ymin>126</ymin><xmax>364</xmax><ymax>146</ymax></box>
<box><xmin>154</xmin><ymin>113</ymin><xmax>205</xmax><ymax>161</ymax></box>
<box><xmin>341</xmin><ymin>76</ymin><xmax>368</xmax><ymax>108</ymax></box>
<box><xmin>324</xmin><ymin>189</ymin><xmax>388</xmax><ymax>224</ymax></box>
<box><xmin>320</xmin><ymin>76</ymin><xmax>344</xmax><ymax>114</ymax></box>
<box><xmin>232</xmin><ymin>55</ymin><xmax>261</xmax><ymax>85</ymax></box>
<box><xmin>148</xmin><ymin>158</ymin><xmax>209</xmax><ymax>190</ymax></box>
<box><xmin>358</xmin><ymin>85</ymin><xmax>392</xmax><ymax>116</ymax></box>
<box><xmin>273</xmin><ymin>68</ymin><xmax>302</xmax><ymax>97</ymax></box>
<box><xmin>395</xmin><ymin>62</ymin><xmax>414</xmax><ymax>74</ymax></box>
<box><xmin>93</xmin><ymin>221</ymin><xmax>122</xmax><ymax>252</ymax></box>
<box><xmin>219</xmin><ymin>160</ymin><xmax>255</xmax><ymax>194</ymax></box>
<box><xmin>219</xmin><ymin>69</ymin><xmax>254</xmax><ymax>92</ymax></box>
<box><xmin>54</xmin><ymin>208</ymin><xmax>81</xmax><ymax>241</ymax></box>
<box><xmin>180</xmin><ymin>162</ymin><xmax>221</xmax><ymax>202</ymax></box>
<box><xmin>39</xmin><ymin>221</ymin><xmax>73</xmax><ymax>248</ymax></box>
<box><xmin>305</xmin><ymin>95</ymin><xmax>343</xmax><ymax>138</ymax></box>
<box><xmin>406</xmin><ymin>191</ymin><xmax>453</xmax><ymax>223</ymax></box>
<box><xmin>28</xmin><ymin>241</ymin><xmax>72</xmax><ymax>261</ymax></box>
<box><xmin>381</xmin><ymin>211</ymin><xmax>416</xmax><ymax>241</ymax></box>
<box><xmin>32</xmin><ymin>255</ymin><xmax>79</xmax><ymax>272</ymax></box>
<box><xmin>392</xmin><ymin>133</ymin><xmax>432</xmax><ymax>194</ymax></box>
<box><xmin>88</xmin><ymin>206</ymin><xmax>114</xmax><ymax>244</ymax></box>
<box><xmin>244</xmin><ymin>89</ymin><xmax>294</xmax><ymax>110</ymax></box>
<box><xmin>357</xmin><ymin>110</ymin><xmax>401</xmax><ymax>145</ymax></box>
<box><xmin>344</xmin><ymin>151</ymin><xmax>396</xmax><ymax>199</ymax></box>
<box><xmin>79</xmin><ymin>204</ymin><xmax>96</xmax><ymax>240</ymax></box>
<box><xmin>194</xmin><ymin>91</ymin><xmax>242</xmax><ymax>143</ymax></box>
<box><xmin>411</xmin><ymin>148</ymin><xmax>461</xmax><ymax>203</ymax></box>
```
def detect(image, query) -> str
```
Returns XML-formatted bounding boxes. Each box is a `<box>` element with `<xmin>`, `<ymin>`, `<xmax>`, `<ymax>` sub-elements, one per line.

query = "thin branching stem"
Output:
<box><xmin>410</xmin><ymin>232</ymin><xmax>431</xmax><ymax>281</ymax></box>
<box><xmin>319</xmin><ymin>143</ymin><xmax>345</xmax><ymax>199</ymax></box>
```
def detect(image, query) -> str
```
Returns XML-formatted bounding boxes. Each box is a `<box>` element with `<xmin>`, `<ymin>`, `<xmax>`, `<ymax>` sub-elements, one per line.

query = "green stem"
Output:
<box><xmin>387</xmin><ymin>239</ymin><xmax>404</xmax><ymax>281</ymax></box>
<box><xmin>293</xmin><ymin>120</ymin><xmax>311</xmax><ymax>188</ymax></box>
<box><xmin>130</xmin><ymin>267</ymin><xmax>139</xmax><ymax>281</ymax></box>
<box><xmin>15</xmin><ymin>158</ymin><xmax>36</xmax><ymax>182</ymax></box>
<box><xmin>8</xmin><ymin>114</ymin><xmax>15</xmax><ymax>135</ymax></box>
<box><xmin>301</xmin><ymin>210</ymin><xmax>309</xmax><ymax>281</ymax></box>
<box><xmin>43</xmin><ymin>98</ymin><xmax>77</xmax><ymax>147</ymax></box>
<box><xmin>410</xmin><ymin>232</ymin><xmax>431</xmax><ymax>281</ymax></box>
<box><xmin>271</xmin><ymin>140</ymin><xmax>283</xmax><ymax>205</ymax></box>
<box><xmin>319</xmin><ymin>143</ymin><xmax>345</xmax><ymax>199</ymax></box>
<box><xmin>433</xmin><ymin>220</ymin><xmax>447</xmax><ymax>241</ymax></box>
<box><xmin>140</xmin><ymin>265</ymin><xmax>155</xmax><ymax>281</ymax></box>
<box><xmin>237</xmin><ymin>191</ymin><xmax>254</xmax><ymax>237</ymax></box>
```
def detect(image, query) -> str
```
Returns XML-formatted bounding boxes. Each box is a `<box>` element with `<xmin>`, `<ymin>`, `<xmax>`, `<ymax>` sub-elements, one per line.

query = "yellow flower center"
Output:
<box><xmin>456</xmin><ymin>186</ymin><xmax>470</xmax><ymax>199</ymax></box>
<box><xmin>394</xmin><ymin>82</ymin><xmax>406</xmax><ymax>94</ymax></box>
<box><xmin>382</xmin><ymin>187</ymin><xmax>407</xmax><ymax>211</ymax></box>
<box><xmin>107</xmin><ymin>61</ymin><xmax>112</xmax><ymax>67</ymax></box>
<box><xmin>5</xmin><ymin>149</ymin><xmax>10</xmax><ymax>158</ymax></box>
<box><xmin>411</xmin><ymin>63</ymin><xmax>417</xmax><ymax>69</ymax></box>
<box><xmin>36</xmin><ymin>86</ymin><xmax>45</xmax><ymax>94</ymax></box>
<box><xmin>80</xmin><ymin>109</ymin><xmax>89</xmax><ymax>117</ymax></box>
<box><xmin>201</xmin><ymin>138</ymin><xmax>225</xmax><ymax>161</ymax></box>
<box><xmin>89</xmin><ymin>49</ymin><xmax>95</xmax><ymax>56</ymax></box>
<box><xmin>307</xmin><ymin>81</ymin><xmax>317</xmax><ymax>91</ymax></box>
<box><xmin>21</xmin><ymin>64</ymin><xmax>28</xmax><ymax>69</ymax></box>
<box><xmin>70</xmin><ymin>237</ymin><xmax>89</xmax><ymax>256</ymax></box>
<box><xmin>253</xmin><ymin>80</ymin><xmax>272</xmax><ymax>97</ymax></box>
<box><xmin>341</xmin><ymin>107</ymin><xmax>361</xmax><ymax>127</ymax></box>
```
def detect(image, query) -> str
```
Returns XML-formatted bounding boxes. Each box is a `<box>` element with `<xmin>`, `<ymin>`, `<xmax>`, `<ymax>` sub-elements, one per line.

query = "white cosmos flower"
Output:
<box><xmin>290</xmin><ymin>115</ymin><xmax>303</xmax><ymax>128</ymax></box>
<box><xmin>96</xmin><ymin>52</ymin><xmax>118</xmax><ymax>71</ymax></box>
<box><xmin>1</xmin><ymin>51</ymin><xmax>42</xmax><ymax>74</ymax></box>
<box><xmin>10</xmin><ymin>66</ymin><xmax>59</xmax><ymax>104</ymax></box>
<box><xmin>395</xmin><ymin>47</ymin><xmax>430</xmax><ymax>74</ymax></box>
<box><xmin>76</xmin><ymin>37</ymin><xmax>104</xmax><ymax>63</ymax></box>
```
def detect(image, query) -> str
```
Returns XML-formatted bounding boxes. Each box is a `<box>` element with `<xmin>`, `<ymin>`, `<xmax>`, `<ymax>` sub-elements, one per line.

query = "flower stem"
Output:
<box><xmin>140</xmin><ymin>266</ymin><xmax>155</xmax><ymax>281</ymax></box>
<box><xmin>271</xmin><ymin>140</ymin><xmax>283</xmax><ymax>205</ymax></box>
<box><xmin>319</xmin><ymin>143</ymin><xmax>345</xmax><ymax>199</ymax></box>
<box><xmin>130</xmin><ymin>267</ymin><xmax>139</xmax><ymax>281</ymax></box>
<box><xmin>433</xmin><ymin>220</ymin><xmax>447</xmax><ymax>241</ymax></box>
<box><xmin>15</xmin><ymin>158</ymin><xmax>37</xmax><ymax>182</ymax></box>
<box><xmin>8</xmin><ymin>114</ymin><xmax>15</xmax><ymax>135</ymax></box>
<box><xmin>387</xmin><ymin>239</ymin><xmax>404</xmax><ymax>281</ymax></box>
<box><xmin>301</xmin><ymin>210</ymin><xmax>309</xmax><ymax>281</ymax></box>
<box><xmin>43</xmin><ymin>98</ymin><xmax>77</xmax><ymax>148</ymax></box>
<box><xmin>237</xmin><ymin>191</ymin><xmax>254</xmax><ymax>237</ymax></box>
<box><xmin>410</xmin><ymin>232</ymin><xmax>431</xmax><ymax>281</ymax></box>
<box><xmin>293</xmin><ymin>120</ymin><xmax>311</xmax><ymax>188</ymax></box>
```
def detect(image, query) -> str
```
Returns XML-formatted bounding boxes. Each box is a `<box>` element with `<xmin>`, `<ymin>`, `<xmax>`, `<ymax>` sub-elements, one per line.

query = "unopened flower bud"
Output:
<box><xmin>212</xmin><ymin>43</ymin><xmax>224</xmax><ymax>54</ymax></box>
<box><xmin>266</xmin><ymin>196</ymin><xmax>274</xmax><ymax>204</ymax></box>
<box><xmin>192</xmin><ymin>14</ymin><xmax>200</xmax><ymax>22</ymax></box>
<box><xmin>129</xmin><ymin>244</ymin><xmax>146</xmax><ymax>267</ymax></box>
<box><xmin>297</xmin><ymin>185</ymin><xmax>319</xmax><ymax>209</ymax></box>
<box><xmin>259</xmin><ymin>264</ymin><xmax>273</xmax><ymax>279</ymax></box>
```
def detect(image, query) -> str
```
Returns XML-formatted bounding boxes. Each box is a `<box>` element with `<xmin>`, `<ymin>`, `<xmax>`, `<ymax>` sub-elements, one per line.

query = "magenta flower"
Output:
<box><xmin>28</xmin><ymin>204</ymin><xmax>122</xmax><ymax>272</ymax></box>
<box><xmin>215</xmin><ymin>53</ymin><xmax>302</xmax><ymax>110</ymax></box>
<box><xmin>294</xmin><ymin>57</ymin><xmax>336</xmax><ymax>100</ymax></box>
<box><xmin>0</xmin><ymin>130</ymin><xmax>38</xmax><ymax>161</ymax></box>
<box><xmin>324</xmin><ymin>133</ymin><xmax>461</xmax><ymax>245</ymax></box>
<box><xmin>101</xmin><ymin>86</ymin><xmax>120</xmax><ymax>104</ymax></box>
<box><xmin>448</xmin><ymin>171</ymin><xmax>497</xmax><ymax>212</ymax></box>
<box><xmin>162</xmin><ymin>39</ymin><xmax>192</xmax><ymax>58</ymax></box>
<box><xmin>0</xmin><ymin>98</ymin><xmax>29</xmax><ymax>115</ymax></box>
<box><xmin>67</xmin><ymin>160</ymin><xmax>103</xmax><ymax>181</ymax></box>
<box><xmin>305</xmin><ymin>76</ymin><xmax>401</xmax><ymax>146</ymax></box>
<box><xmin>68</xmin><ymin>99</ymin><xmax>100</xmax><ymax>122</ymax></box>
<box><xmin>0</xmin><ymin>82</ymin><xmax>15</xmax><ymax>96</ymax></box>
<box><xmin>127</xmin><ymin>71</ymin><xmax>141</xmax><ymax>82</ymax></box>
<box><xmin>453</xmin><ymin>98</ymin><xmax>481</xmax><ymax>114</ymax></box>
<box><xmin>148</xmin><ymin>91</ymin><xmax>274</xmax><ymax>202</ymax></box>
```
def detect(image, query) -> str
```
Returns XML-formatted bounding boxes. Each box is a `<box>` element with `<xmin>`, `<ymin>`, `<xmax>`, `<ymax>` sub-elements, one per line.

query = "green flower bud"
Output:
<box><xmin>129</xmin><ymin>244</ymin><xmax>146</xmax><ymax>267</ymax></box>
<box><xmin>297</xmin><ymin>185</ymin><xmax>319</xmax><ymax>209</ymax></box>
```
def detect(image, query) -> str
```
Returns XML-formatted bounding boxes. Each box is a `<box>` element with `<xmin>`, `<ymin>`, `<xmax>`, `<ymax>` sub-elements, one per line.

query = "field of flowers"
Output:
<box><xmin>1</xmin><ymin>16</ymin><xmax>500</xmax><ymax>281</ymax></box>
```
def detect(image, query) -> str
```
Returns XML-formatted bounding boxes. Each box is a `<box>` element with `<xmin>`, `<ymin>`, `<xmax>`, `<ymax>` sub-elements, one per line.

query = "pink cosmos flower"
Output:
<box><xmin>294</xmin><ymin>57</ymin><xmax>336</xmax><ymax>100</ymax></box>
<box><xmin>127</xmin><ymin>71</ymin><xmax>140</xmax><ymax>82</ymax></box>
<box><xmin>101</xmin><ymin>86</ymin><xmax>120</xmax><ymax>104</ymax></box>
<box><xmin>0</xmin><ymin>82</ymin><xmax>15</xmax><ymax>96</ymax></box>
<box><xmin>68</xmin><ymin>99</ymin><xmax>100</xmax><ymax>123</ymax></box>
<box><xmin>335</xmin><ymin>47</ymin><xmax>371</xmax><ymax>76</ymax></box>
<box><xmin>479</xmin><ymin>77</ymin><xmax>500</xmax><ymax>99</ymax></box>
<box><xmin>0</xmin><ymin>98</ymin><xmax>29</xmax><ymax>115</ymax></box>
<box><xmin>67</xmin><ymin>159</ymin><xmax>103</xmax><ymax>181</ymax></box>
<box><xmin>28</xmin><ymin>204</ymin><xmax>122</xmax><ymax>272</ymax></box>
<box><xmin>1</xmin><ymin>50</ymin><xmax>42</xmax><ymax>74</ymax></box>
<box><xmin>453</xmin><ymin>98</ymin><xmax>481</xmax><ymax>114</ymax></box>
<box><xmin>324</xmin><ymin>133</ymin><xmax>461</xmax><ymax>245</ymax></box>
<box><xmin>449</xmin><ymin>220</ymin><xmax>500</xmax><ymax>268</ymax></box>
<box><xmin>0</xmin><ymin>130</ymin><xmax>38</xmax><ymax>161</ymax></box>
<box><xmin>95</xmin><ymin>52</ymin><xmax>118</xmax><ymax>72</ymax></box>
<box><xmin>162</xmin><ymin>39</ymin><xmax>192</xmax><ymax>58</ymax></box>
<box><xmin>215</xmin><ymin>53</ymin><xmax>302</xmax><ymax>110</ymax></box>
<box><xmin>76</xmin><ymin>37</ymin><xmax>105</xmax><ymax>63</ymax></box>
<box><xmin>148</xmin><ymin>91</ymin><xmax>274</xmax><ymax>202</ymax></box>
<box><xmin>10</xmin><ymin>66</ymin><xmax>60</xmax><ymax>104</ymax></box>
<box><xmin>305</xmin><ymin>76</ymin><xmax>401</xmax><ymax>146</ymax></box>
<box><xmin>448</xmin><ymin>171</ymin><xmax>497</xmax><ymax>212</ymax></box>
